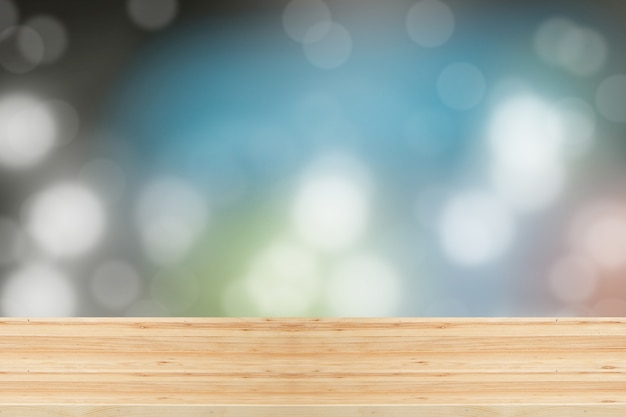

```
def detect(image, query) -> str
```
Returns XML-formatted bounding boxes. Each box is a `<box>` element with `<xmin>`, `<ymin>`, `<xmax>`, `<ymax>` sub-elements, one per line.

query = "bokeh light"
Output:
<box><xmin>25</xmin><ymin>183</ymin><xmax>105</xmax><ymax>258</ymax></box>
<box><xmin>583</xmin><ymin>214</ymin><xmax>626</xmax><ymax>270</ymax></box>
<box><xmin>0</xmin><ymin>25</ymin><xmax>44</xmax><ymax>74</ymax></box>
<box><xmin>25</xmin><ymin>15</ymin><xmax>68</xmax><ymax>65</ymax></box>
<box><xmin>1</xmin><ymin>0</ymin><xmax>625</xmax><ymax>317</ymax></box>
<box><xmin>239</xmin><ymin>241</ymin><xmax>321</xmax><ymax>316</ymax></box>
<box><xmin>303</xmin><ymin>22</ymin><xmax>352</xmax><ymax>69</ymax></box>
<box><xmin>0</xmin><ymin>94</ymin><xmax>57</xmax><ymax>169</ymax></box>
<box><xmin>292</xmin><ymin>154</ymin><xmax>370</xmax><ymax>252</ymax></box>
<box><xmin>127</xmin><ymin>0</ymin><xmax>178</xmax><ymax>31</ymax></box>
<box><xmin>2</xmin><ymin>263</ymin><xmax>76</xmax><ymax>316</ymax></box>
<box><xmin>439</xmin><ymin>191</ymin><xmax>515</xmax><ymax>266</ymax></box>
<box><xmin>325</xmin><ymin>253</ymin><xmax>402</xmax><ymax>317</ymax></box>
<box><xmin>595</xmin><ymin>74</ymin><xmax>626</xmax><ymax>123</ymax></box>
<box><xmin>487</xmin><ymin>93</ymin><xmax>567</xmax><ymax>211</ymax></box>
<box><xmin>534</xmin><ymin>17</ymin><xmax>607</xmax><ymax>76</ymax></box>
<box><xmin>283</xmin><ymin>0</ymin><xmax>332</xmax><ymax>43</ymax></box>
<box><xmin>406</xmin><ymin>0</ymin><xmax>454</xmax><ymax>48</ymax></box>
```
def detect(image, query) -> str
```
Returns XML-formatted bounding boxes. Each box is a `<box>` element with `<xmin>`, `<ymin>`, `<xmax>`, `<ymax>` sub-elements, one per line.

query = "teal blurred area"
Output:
<box><xmin>1</xmin><ymin>0</ymin><xmax>626</xmax><ymax>317</ymax></box>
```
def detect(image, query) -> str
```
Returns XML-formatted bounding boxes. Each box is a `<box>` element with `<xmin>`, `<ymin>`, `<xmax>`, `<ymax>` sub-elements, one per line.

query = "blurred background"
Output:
<box><xmin>1</xmin><ymin>0</ymin><xmax>626</xmax><ymax>317</ymax></box>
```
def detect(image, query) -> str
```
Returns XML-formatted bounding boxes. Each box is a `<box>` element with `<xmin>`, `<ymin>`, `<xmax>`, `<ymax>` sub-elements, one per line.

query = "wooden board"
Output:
<box><xmin>0</xmin><ymin>318</ymin><xmax>624</xmax><ymax>416</ymax></box>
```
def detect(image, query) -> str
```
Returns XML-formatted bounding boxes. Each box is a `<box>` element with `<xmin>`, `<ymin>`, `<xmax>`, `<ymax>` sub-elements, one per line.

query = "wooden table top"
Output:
<box><xmin>0</xmin><ymin>317</ymin><xmax>624</xmax><ymax>416</ymax></box>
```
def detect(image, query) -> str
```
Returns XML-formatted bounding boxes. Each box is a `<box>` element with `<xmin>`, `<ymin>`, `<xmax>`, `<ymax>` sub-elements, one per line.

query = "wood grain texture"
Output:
<box><xmin>0</xmin><ymin>317</ymin><xmax>624</xmax><ymax>416</ymax></box>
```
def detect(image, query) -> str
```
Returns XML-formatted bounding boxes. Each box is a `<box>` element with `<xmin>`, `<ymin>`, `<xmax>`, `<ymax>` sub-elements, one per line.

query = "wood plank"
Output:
<box><xmin>0</xmin><ymin>318</ymin><xmax>624</xmax><ymax>416</ymax></box>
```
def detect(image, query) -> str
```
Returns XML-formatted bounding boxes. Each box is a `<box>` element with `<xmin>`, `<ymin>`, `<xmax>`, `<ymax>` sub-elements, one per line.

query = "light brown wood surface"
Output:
<box><xmin>0</xmin><ymin>318</ymin><xmax>624</xmax><ymax>416</ymax></box>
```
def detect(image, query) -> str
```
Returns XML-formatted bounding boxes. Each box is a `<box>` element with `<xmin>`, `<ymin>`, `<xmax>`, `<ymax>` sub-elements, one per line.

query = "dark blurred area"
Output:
<box><xmin>1</xmin><ymin>0</ymin><xmax>626</xmax><ymax>317</ymax></box>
